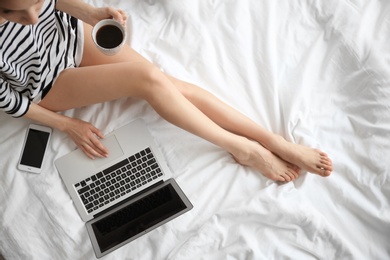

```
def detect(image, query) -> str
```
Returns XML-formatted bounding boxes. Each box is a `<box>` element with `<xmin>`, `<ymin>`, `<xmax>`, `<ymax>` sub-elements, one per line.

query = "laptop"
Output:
<box><xmin>55</xmin><ymin>119</ymin><xmax>193</xmax><ymax>258</ymax></box>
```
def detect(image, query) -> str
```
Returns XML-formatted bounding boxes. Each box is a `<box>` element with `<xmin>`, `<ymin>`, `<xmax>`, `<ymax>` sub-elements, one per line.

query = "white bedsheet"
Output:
<box><xmin>1</xmin><ymin>0</ymin><xmax>389</xmax><ymax>259</ymax></box>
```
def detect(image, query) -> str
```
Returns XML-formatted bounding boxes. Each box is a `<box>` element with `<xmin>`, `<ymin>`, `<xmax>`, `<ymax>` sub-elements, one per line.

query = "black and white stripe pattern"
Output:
<box><xmin>0</xmin><ymin>0</ymin><xmax>83</xmax><ymax>118</ymax></box>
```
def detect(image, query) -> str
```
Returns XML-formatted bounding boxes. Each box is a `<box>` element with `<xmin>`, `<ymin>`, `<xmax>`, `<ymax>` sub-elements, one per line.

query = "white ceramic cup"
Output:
<box><xmin>92</xmin><ymin>19</ymin><xmax>126</xmax><ymax>56</ymax></box>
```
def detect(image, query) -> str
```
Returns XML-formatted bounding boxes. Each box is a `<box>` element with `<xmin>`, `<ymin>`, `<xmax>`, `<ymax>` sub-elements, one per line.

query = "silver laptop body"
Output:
<box><xmin>55</xmin><ymin>119</ymin><xmax>192</xmax><ymax>257</ymax></box>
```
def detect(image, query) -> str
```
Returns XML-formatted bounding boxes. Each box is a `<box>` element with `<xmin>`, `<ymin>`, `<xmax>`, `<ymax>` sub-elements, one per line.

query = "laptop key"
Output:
<box><xmin>147</xmin><ymin>158</ymin><xmax>156</xmax><ymax>165</ymax></box>
<box><xmin>86</xmin><ymin>203</ymin><xmax>93</xmax><ymax>210</ymax></box>
<box><xmin>78</xmin><ymin>185</ymin><xmax>90</xmax><ymax>194</ymax></box>
<box><xmin>151</xmin><ymin>163</ymin><xmax>158</xmax><ymax>170</ymax></box>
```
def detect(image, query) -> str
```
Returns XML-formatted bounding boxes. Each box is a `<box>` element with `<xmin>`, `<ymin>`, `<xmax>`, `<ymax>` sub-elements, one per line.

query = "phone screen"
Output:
<box><xmin>20</xmin><ymin>129</ymin><xmax>50</xmax><ymax>168</ymax></box>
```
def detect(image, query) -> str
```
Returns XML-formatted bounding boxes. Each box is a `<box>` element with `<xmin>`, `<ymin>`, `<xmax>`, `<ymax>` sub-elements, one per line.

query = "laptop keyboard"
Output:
<box><xmin>74</xmin><ymin>147</ymin><xmax>164</xmax><ymax>214</ymax></box>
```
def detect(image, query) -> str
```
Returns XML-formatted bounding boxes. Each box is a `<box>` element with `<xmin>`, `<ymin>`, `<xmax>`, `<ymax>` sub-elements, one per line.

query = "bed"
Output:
<box><xmin>1</xmin><ymin>0</ymin><xmax>389</xmax><ymax>259</ymax></box>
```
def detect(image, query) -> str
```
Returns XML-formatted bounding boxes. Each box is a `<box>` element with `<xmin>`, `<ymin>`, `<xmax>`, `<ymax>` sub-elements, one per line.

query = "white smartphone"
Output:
<box><xmin>18</xmin><ymin>124</ymin><xmax>52</xmax><ymax>173</ymax></box>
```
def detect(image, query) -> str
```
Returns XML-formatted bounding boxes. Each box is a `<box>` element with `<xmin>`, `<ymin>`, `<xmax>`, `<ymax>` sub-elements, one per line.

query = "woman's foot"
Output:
<box><xmin>270</xmin><ymin>136</ymin><xmax>333</xmax><ymax>177</ymax></box>
<box><xmin>231</xmin><ymin>138</ymin><xmax>301</xmax><ymax>182</ymax></box>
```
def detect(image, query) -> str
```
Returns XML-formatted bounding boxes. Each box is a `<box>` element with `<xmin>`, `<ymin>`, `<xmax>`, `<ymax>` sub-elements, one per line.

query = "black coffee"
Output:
<box><xmin>96</xmin><ymin>24</ymin><xmax>123</xmax><ymax>49</ymax></box>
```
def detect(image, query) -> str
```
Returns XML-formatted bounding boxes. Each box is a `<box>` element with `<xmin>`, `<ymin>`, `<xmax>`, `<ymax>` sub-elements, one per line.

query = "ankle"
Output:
<box><xmin>261</xmin><ymin>133</ymin><xmax>287</xmax><ymax>152</ymax></box>
<box><xmin>224</xmin><ymin>135</ymin><xmax>253</xmax><ymax>160</ymax></box>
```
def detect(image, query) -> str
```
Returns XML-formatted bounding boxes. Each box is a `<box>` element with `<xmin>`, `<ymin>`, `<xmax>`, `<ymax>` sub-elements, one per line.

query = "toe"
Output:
<box><xmin>285</xmin><ymin>171</ymin><xmax>294</xmax><ymax>181</ymax></box>
<box><xmin>321</xmin><ymin>168</ymin><xmax>332</xmax><ymax>176</ymax></box>
<box><xmin>289</xmin><ymin>169</ymin><xmax>299</xmax><ymax>180</ymax></box>
<box><xmin>276</xmin><ymin>175</ymin><xmax>287</xmax><ymax>182</ymax></box>
<box><xmin>320</xmin><ymin>158</ymin><xmax>331</xmax><ymax>165</ymax></box>
<box><xmin>288</xmin><ymin>164</ymin><xmax>301</xmax><ymax>175</ymax></box>
<box><xmin>268</xmin><ymin>173</ymin><xmax>287</xmax><ymax>182</ymax></box>
<box><xmin>316</xmin><ymin>165</ymin><xmax>332</xmax><ymax>176</ymax></box>
<box><xmin>281</xmin><ymin>173</ymin><xmax>292</xmax><ymax>182</ymax></box>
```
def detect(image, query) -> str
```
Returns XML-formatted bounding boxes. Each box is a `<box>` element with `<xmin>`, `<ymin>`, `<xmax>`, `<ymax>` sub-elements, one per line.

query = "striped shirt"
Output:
<box><xmin>0</xmin><ymin>0</ymin><xmax>83</xmax><ymax>118</ymax></box>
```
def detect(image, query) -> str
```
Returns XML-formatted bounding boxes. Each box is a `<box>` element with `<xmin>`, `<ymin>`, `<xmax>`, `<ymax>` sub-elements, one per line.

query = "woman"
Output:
<box><xmin>0</xmin><ymin>0</ymin><xmax>333</xmax><ymax>182</ymax></box>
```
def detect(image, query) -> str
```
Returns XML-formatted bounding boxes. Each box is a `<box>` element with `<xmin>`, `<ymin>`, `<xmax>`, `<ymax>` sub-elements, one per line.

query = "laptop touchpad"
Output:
<box><xmin>93</xmin><ymin>135</ymin><xmax>124</xmax><ymax>168</ymax></box>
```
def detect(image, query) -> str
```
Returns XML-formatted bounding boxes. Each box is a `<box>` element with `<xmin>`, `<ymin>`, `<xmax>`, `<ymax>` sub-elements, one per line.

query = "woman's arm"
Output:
<box><xmin>55</xmin><ymin>0</ymin><xmax>126</xmax><ymax>26</ymax></box>
<box><xmin>25</xmin><ymin>103</ymin><xmax>108</xmax><ymax>159</ymax></box>
<box><xmin>42</xmin><ymin>0</ymin><xmax>126</xmax><ymax>158</ymax></box>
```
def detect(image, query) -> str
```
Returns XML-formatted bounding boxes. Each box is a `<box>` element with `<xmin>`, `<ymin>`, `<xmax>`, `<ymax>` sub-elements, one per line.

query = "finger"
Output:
<box><xmin>83</xmin><ymin>141</ymin><xmax>108</xmax><ymax>159</ymax></box>
<box><xmin>80</xmin><ymin>144</ymin><xmax>96</xmax><ymax>160</ymax></box>
<box><xmin>92</xmin><ymin>127</ymin><xmax>105</xmax><ymax>140</ymax></box>
<box><xmin>118</xmin><ymin>10</ymin><xmax>127</xmax><ymax>26</ymax></box>
<box><xmin>89</xmin><ymin>127</ymin><xmax>108</xmax><ymax>157</ymax></box>
<box><xmin>90</xmin><ymin>136</ymin><xmax>109</xmax><ymax>157</ymax></box>
<box><xmin>107</xmin><ymin>7</ymin><xmax>124</xmax><ymax>24</ymax></box>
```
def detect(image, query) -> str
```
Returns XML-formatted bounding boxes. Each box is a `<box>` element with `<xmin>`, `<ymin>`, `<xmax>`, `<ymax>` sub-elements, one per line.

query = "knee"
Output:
<box><xmin>138</xmin><ymin>66</ymin><xmax>176</xmax><ymax>100</ymax></box>
<box><xmin>173</xmin><ymin>78</ymin><xmax>194</xmax><ymax>99</ymax></box>
<box><xmin>145</xmin><ymin>67</ymin><xmax>167</xmax><ymax>87</ymax></box>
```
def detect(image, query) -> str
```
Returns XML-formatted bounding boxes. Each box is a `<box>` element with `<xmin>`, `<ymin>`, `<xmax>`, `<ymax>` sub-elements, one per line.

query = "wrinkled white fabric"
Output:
<box><xmin>1</xmin><ymin>0</ymin><xmax>389</xmax><ymax>259</ymax></box>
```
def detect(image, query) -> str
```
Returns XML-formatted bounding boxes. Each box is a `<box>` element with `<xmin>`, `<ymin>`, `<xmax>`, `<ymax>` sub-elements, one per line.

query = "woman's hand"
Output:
<box><xmin>87</xmin><ymin>7</ymin><xmax>127</xmax><ymax>27</ymax></box>
<box><xmin>25</xmin><ymin>103</ymin><xmax>109</xmax><ymax>160</ymax></box>
<box><xmin>63</xmin><ymin>117</ymin><xmax>109</xmax><ymax>160</ymax></box>
<box><xmin>56</xmin><ymin>1</ymin><xmax>127</xmax><ymax>27</ymax></box>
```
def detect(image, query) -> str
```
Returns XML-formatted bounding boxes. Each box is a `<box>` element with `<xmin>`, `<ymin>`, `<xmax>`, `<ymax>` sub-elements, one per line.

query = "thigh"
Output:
<box><xmin>39</xmin><ymin>22</ymin><xmax>190</xmax><ymax>112</ymax></box>
<box><xmin>39</xmin><ymin>62</ymin><xmax>157</xmax><ymax>112</ymax></box>
<box><xmin>39</xmin><ymin>23</ymin><xmax>157</xmax><ymax>111</ymax></box>
<box><xmin>80</xmin><ymin>22</ymin><xmax>147</xmax><ymax>66</ymax></box>
<box><xmin>80</xmin><ymin>22</ymin><xmax>192</xmax><ymax>92</ymax></box>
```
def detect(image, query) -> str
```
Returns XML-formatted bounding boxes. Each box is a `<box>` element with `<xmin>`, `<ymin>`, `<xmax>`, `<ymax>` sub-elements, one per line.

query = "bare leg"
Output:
<box><xmin>78</xmin><ymin>24</ymin><xmax>331</xmax><ymax>177</ymax></box>
<box><xmin>167</xmin><ymin>78</ymin><xmax>333</xmax><ymax>176</ymax></box>
<box><xmin>39</xmin><ymin>23</ymin><xmax>318</xmax><ymax>181</ymax></box>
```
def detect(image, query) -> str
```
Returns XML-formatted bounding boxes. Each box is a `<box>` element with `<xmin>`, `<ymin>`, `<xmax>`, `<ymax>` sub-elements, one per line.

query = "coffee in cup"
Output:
<box><xmin>92</xmin><ymin>19</ymin><xmax>126</xmax><ymax>56</ymax></box>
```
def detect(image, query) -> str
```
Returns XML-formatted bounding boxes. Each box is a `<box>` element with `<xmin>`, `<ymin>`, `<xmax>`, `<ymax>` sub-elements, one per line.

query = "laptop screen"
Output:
<box><xmin>86</xmin><ymin>180</ymin><xmax>192</xmax><ymax>257</ymax></box>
